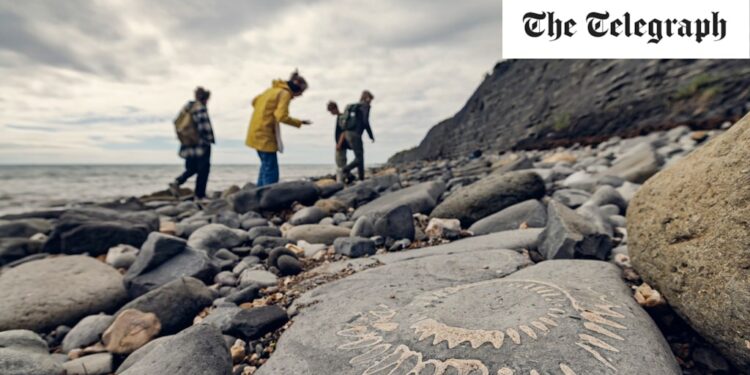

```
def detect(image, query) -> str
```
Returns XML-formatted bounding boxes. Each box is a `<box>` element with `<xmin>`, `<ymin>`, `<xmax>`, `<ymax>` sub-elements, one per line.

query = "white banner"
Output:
<box><xmin>502</xmin><ymin>0</ymin><xmax>750</xmax><ymax>58</ymax></box>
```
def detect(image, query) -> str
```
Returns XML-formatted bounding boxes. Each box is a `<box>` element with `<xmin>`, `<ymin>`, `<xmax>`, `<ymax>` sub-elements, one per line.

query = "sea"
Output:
<box><xmin>0</xmin><ymin>164</ymin><xmax>335</xmax><ymax>216</ymax></box>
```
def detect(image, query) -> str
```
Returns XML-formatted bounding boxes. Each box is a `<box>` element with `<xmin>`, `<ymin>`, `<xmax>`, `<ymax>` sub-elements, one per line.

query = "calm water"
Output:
<box><xmin>0</xmin><ymin>164</ymin><xmax>335</xmax><ymax>215</ymax></box>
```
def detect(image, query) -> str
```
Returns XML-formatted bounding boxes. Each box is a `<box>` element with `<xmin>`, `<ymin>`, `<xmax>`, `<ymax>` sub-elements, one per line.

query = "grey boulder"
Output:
<box><xmin>289</xmin><ymin>207</ymin><xmax>328</xmax><ymax>226</ymax></box>
<box><xmin>352</xmin><ymin>181</ymin><xmax>446</xmax><ymax>220</ymax></box>
<box><xmin>469</xmin><ymin>199</ymin><xmax>547</xmax><ymax>235</ymax></box>
<box><xmin>187</xmin><ymin>224</ymin><xmax>248</xmax><ymax>255</ymax></box>
<box><xmin>61</xmin><ymin>314</ymin><xmax>114</xmax><ymax>353</ymax></box>
<box><xmin>538</xmin><ymin>200</ymin><xmax>612</xmax><ymax>260</ymax></box>
<box><xmin>119</xmin><ymin>324</ymin><xmax>230</xmax><ymax>375</ymax></box>
<box><xmin>285</xmin><ymin>224</ymin><xmax>351</xmax><ymax>245</ymax></box>
<box><xmin>374</xmin><ymin>205</ymin><xmax>415</xmax><ymax>242</ymax></box>
<box><xmin>0</xmin><ymin>330</ymin><xmax>63</xmax><ymax>375</ymax></box>
<box><xmin>0</xmin><ymin>256</ymin><xmax>127</xmax><ymax>332</ymax></box>
<box><xmin>334</xmin><ymin>237</ymin><xmax>377</xmax><ymax>258</ymax></box>
<box><xmin>431</xmin><ymin>170</ymin><xmax>546</xmax><ymax>226</ymax></box>
<box><xmin>117</xmin><ymin>277</ymin><xmax>214</xmax><ymax>334</ymax></box>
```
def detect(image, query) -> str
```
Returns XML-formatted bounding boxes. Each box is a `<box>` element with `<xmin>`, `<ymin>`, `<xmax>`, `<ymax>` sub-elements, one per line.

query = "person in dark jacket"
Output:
<box><xmin>335</xmin><ymin>90</ymin><xmax>375</xmax><ymax>182</ymax></box>
<box><xmin>169</xmin><ymin>87</ymin><xmax>215</xmax><ymax>200</ymax></box>
<box><xmin>328</xmin><ymin>101</ymin><xmax>354</xmax><ymax>183</ymax></box>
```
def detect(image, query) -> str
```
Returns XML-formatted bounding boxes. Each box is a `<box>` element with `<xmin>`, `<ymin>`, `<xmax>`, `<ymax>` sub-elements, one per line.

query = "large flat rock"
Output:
<box><xmin>259</xmin><ymin>256</ymin><xmax>678</xmax><ymax>375</ymax></box>
<box><xmin>0</xmin><ymin>256</ymin><xmax>127</xmax><ymax>332</ymax></box>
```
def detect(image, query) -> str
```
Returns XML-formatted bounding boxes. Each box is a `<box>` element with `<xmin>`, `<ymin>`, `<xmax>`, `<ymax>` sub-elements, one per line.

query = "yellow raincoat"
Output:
<box><xmin>245</xmin><ymin>80</ymin><xmax>303</xmax><ymax>153</ymax></box>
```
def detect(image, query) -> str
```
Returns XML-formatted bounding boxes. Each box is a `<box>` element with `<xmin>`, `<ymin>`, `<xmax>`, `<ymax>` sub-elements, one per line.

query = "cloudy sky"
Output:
<box><xmin>0</xmin><ymin>0</ymin><xmax>500</xmax><ymax>165</ymax></box>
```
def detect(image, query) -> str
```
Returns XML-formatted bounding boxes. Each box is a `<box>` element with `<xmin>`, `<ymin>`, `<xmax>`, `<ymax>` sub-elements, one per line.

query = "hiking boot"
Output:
<box><xmin>168</xmin><ymin>181</ymin><xmax>180</xmax><ymax>198</ymax></box>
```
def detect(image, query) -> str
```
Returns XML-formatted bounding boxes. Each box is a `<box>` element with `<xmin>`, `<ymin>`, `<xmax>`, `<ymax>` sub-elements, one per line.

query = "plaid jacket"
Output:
<box><xmin>179</xmin><ymin>101</ymin><xmax>215</xmax><ymax>158</ymax></box>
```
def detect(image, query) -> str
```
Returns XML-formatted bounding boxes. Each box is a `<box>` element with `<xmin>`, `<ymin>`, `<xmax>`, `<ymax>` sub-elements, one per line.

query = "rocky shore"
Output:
<box><xmin>1</xmin><ymin>117</ymin><xmax>748</xmax><ymax>374</ymax></box>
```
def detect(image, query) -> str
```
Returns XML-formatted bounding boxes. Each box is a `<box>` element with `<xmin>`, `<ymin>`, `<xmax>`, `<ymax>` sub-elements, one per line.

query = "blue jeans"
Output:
<box><xmin>257</xmin><ymin>151</ymin><xmax>279</xmax><ymax>187</ymax></box>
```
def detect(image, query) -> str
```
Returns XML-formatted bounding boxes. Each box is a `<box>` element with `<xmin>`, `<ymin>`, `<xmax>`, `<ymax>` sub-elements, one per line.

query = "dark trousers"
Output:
<box><xmin>257</xmin><ymin>151</ymin><xmax>279</xmax><ymax>187</ymax></box>
<box><xmin>342</xmin><ymin>131</ymin><xmax>365</xmax><ymax>180</ymax></box>
<box><xmin>175</xmin><ymin>148</ymin><xmax>211</xmax><ymax>198</ymax></box>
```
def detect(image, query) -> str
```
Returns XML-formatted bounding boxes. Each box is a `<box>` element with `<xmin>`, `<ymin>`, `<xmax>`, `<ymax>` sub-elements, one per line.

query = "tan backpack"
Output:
<box><xmin>173</xmin><ymin>101</ymin><xmax>201</xmax><ymax>146</ymax></box>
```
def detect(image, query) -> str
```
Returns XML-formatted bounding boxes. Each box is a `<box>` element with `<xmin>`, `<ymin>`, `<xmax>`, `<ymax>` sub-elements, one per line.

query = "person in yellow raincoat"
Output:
<box><xmin>246</xmin><ymin>71</ymin><xmax>312</xmax><ymax>186</ymax></box>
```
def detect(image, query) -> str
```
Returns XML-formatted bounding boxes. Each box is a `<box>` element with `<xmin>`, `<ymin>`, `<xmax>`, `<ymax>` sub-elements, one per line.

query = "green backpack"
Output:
<box><xmin>173</xmin><ymin>101</ymin><xmax>201</xmax><ymax>146</ymax></box>
<box><xmin>340</xmin><ymin>103</ymin><xmax>362</xmax><ymax>132</ymax></box>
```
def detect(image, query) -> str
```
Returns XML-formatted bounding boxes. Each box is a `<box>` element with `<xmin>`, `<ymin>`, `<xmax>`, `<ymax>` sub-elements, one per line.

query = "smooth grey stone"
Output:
<box><xmin>105</xmin><ymin>244</ymin><xmax>139</xmax><ymax>269</ymax></box>
<box><xmin>351</xmin><ymin>216</ymin><xmax>375</xmax><ymax>238</ymax></box>
<box><xmin>317</xmin><ymin>181</ymin><xmax>345</xmax><ymax>198</ymax></box>
<box><xmin>469</xmin><ymin>200</ymin><xmax>547</xmax><ymax>236</ymax></box>
<box><xmin>240</xmin><ymin>217</ymin><xmax>268</xmax><ymax>230</ymax></box>
<box><xmin>225</xmin><ymin>285</ymin><xmax>260</xmax><ymax>305</ymax></box>
<box><xmin>124</xmin><ymin>248</ymin><xmax>217</xmax><ymax>299</ymax></box>
<box><xmin>374</xmin><ymin>228</ymin><xmax>543</xmax><ymax>265</ymax></box>
<box><xmin>239</xmin><ymin>270</ymin><xmax>278</xmax><ymax>288</ymax></box>
<box><xmin>332</xmin><ymin>184</ymin><xmax>379</xmax><ymax>208</ymax></box>
<box><xmin>276</xmin><ymin>255</ymin><xmax>303</xmax><ymax>276</ymax></box>
<box><xmin>0</xmin><ymin>330</ymin><xmax>62</xmax><ymax>375</ymax></box>
<box><xmin>590</xmin><ymin>185</ymin><xmax>627</xmax><ymax>212</ymax></box>
<box><xmin>0</xmin><ymin>218</ymin><xmax>52</xmax><ymax>238</ymax></box>
<box><xmin>388</xmin><ymin>238</ymin><xmax>412</xmax><ymax>252</ymax></box>
<box><xmin>0</xmin><ymin>256</ymin><xmax>126</xmax><ymax>332</ymax></box>
<box><xmin>215</xmin><ymin>210</ymin><xmax>241</xmax><ymax>229</ymax></box>
<box><xmin>596</xmin><ymin>174</ymin><xmax>626</xmax><ymax>188</ymax></box>
<box><xmin>119</xmin><ymin>325</ymin><xmax>230</xmax><ymax>375</ymax></box>
<box><xmin>285</xmin><ymin>225</ymin><xmax>351</xmax><ymax>245</ymax></box>
<box><xmin>63</xmin><ymin>353</ymin><xmax>112</xmax><ymax>375</ymax></box>
<box><xmin>252</xmin><ymin>236</ymin><xmax>292</xmax><ymax>249</ymax></box>
<box><xmin>289</xmin><ymin>207</ymin><xmax>328</xmax><ymax>226</ymax></box>
<box><xmin>609</xmin><ymin>215</ymin><xmax>627</xmax><ymax>228</ymax></box>
<box><xmin>248</xmin><ymin>226</ymin><xmax>281</xmax><ymax>241</ymax></box>
<box><xmin>539</xmin><ymin>200</ymin><xmax>612</xmax><ymax>260</ymax></box>
<box><xmin>125</xmin><ymin>232</ymin><xmax>186</xmax><ymax>281</ymax></box>
<box><xmin>230</xmin><ymin>180</ymin><xmax>320</xmax><ymax>214</ymax></box>
<box><xmin>0</xmin><ymin>348</ymin><xmax>63</xmax><ymax>375</ymax></box>
<box><xmin>0</xmin><ymin>237</ymin><xmax>40</xmax><ymax>265</ymax></box>
<box><xmin>576</xmin><ymin>203</ymin><xmax>615</xmax><ymax>238</ymax></box>
<box><xmin>0</xmin><ymin>330</ymin><xmax>49</xmax><ymax>353</ymax></box>
<box><xmin>116</xmin><ymin>336</ymin><xmax>173</xmax><ymax>374</ymax></box>
<box><xmin>561</xmin><ymin>171</ymin><xmax>599</xmax><ymax>192</ymax></box>
<box><xmin>552</xmin><ymin>189</ymin><xmax>592</xmax><ymax>209</ymax></box>
<box><xmin>431</xmin><ymin>171</ymin><xmax>546</xmax><ymax>226</ymax></box>
<box><xmin>332</xmin><ymin>213</ymin><xmax>348</xmax><ymax>225</ymax></box>
<box><xmin>176</xmin><ymin>221</ymin><xmax>208</xmax><ymax>238</ymax></box>
<box><xmin>214</xmin><ymin>271</ymin><xmax>238</xmax><ymax>287</ymax></box>
<box><xmin>598</xmin><ymin>204</ymin><xmax>621</xmax><ymax>217</ymax></box>
<box><xmin>334</xmin><ymin>237</ymin><xmax>377</xmax><ymax>258</ymax></box>
<box><xmin>604</xmin><ymin>142</ymin><xmax>663</xmax><ymax>183</ymax></box>
<box><xmin>318</xmin><ymin>217</ymin><xmax>335</xmax><ymax>226</ymax></box>
<box><xmin>117</xmin><ymin>277</ymin><xmax>213</xmax><ymax>335</ymax></box>
<box><xmin>61</xmin><ymin>314</ymin><xmax>114</xmax><ymax>353</ymax></box>
<box><xmin>616</xmin><ymin>182</ymin><xmax>641</xmax><ymax>203</ymax></box>
<box><xmin>374</xmin><ymin>205</ymin><xmax>415</xmax><ymax>242</ymax></box>
<box><xmin>214</xmin><ymin>248</ymin><xmax>239</xmax><ymax>262</ymax></box>
<box><xmin>339</xmin><ymin>221</ymin><xmax>355</xmax><ymax>229</ymax></box>
<box><xmin>352</xmin><ymin>181</ymin><xmax>446</xmax><ymax>221</ymax></box>
<box><xmin>187</xmin><ymin>224</ymin><xmax>248</xmax><ymax>256</ymax></box>
<box><xmin>257</xmin><ymin>258</ymin><xmax>679</xmax><ymax>375</ymax></box>
<box><xmin>202</xmin><ymin>305</ymin><xmax>288</xmax><ymax>340</ymax></box>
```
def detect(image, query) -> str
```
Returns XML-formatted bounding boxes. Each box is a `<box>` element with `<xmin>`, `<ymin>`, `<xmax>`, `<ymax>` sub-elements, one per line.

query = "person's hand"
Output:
<box><xmin>370</xmin><ymin>137</ymin><xmax>375</xmax><ymax>143</ymax></box>
<box><xmin>301</xmin><ymin>120</ymin><xmax>313</xmax><ymax>125</ymax></box>
<box><xmin>336</xmin><ymin>144</ymin><xmax>342</xmax><ymax>151</ymax></box>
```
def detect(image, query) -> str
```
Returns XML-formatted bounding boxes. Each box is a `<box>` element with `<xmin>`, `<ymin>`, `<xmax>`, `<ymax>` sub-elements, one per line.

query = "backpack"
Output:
<box><xmin>340</xmin><ymin>103</ymin><xmax>362</xmax><ymax>132</ymax></box>
<box><xmin>173</xmin><ymin>101</ymin><xmax>201</xmax><ymax>146</ymax></box>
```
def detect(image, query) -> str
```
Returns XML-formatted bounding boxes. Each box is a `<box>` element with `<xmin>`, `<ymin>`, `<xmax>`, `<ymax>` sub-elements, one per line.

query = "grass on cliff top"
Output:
<box><xmin>674</xmin><ymin>73</ymin><xmax>723</xmax><ymax>101</ymax></box>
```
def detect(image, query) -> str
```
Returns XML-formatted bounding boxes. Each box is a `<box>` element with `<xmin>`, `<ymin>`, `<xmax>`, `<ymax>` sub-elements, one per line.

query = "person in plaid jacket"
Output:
<box><xmin>170</xmin><ymin>87</ymin><xmax>215</xmax><ymax>200</ymax></box>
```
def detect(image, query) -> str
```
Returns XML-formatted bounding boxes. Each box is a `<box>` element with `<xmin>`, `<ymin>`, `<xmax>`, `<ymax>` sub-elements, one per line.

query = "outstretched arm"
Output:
<box><xmin>274</xmin><ymin>90</ymin><xmax>302</xmax><ymax>127</ymax></box>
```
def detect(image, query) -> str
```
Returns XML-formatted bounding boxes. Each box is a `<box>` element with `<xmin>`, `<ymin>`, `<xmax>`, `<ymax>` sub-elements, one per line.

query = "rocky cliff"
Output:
<box><xmin>389</xmin><ymin>60</ymin><xmax>750</xmax><ymax>164</ymax></box>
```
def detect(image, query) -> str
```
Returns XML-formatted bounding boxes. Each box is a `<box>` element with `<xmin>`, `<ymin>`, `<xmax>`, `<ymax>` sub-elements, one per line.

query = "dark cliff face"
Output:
<box><xmin>388</xmin><ymin>60</ymin><xmax>750</xmax><ymax>164</ymax></box>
